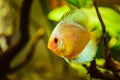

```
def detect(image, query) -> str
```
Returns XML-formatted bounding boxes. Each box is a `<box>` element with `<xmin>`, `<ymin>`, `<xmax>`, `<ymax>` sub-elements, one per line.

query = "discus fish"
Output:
<box><xmin>48</xmin><ymin>9</ymin><xmax>99</xmax><ymax>64</ymax></box>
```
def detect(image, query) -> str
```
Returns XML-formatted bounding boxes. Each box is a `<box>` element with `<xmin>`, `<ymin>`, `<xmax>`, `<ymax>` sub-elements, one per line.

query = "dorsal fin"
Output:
<box><xmin>60</xmin><ymin>9</ymin><xmax>89</xmax><ymax>30</ymax></box>
<box><xmin>61</xmin><ymin>10</ymin><xmax>76</xmax><ymax>21</ymax></box>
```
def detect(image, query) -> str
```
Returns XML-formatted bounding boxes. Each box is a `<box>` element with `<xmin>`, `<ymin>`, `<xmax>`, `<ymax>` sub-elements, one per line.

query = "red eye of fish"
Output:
<box><xmin>54</xmin><ymin>37</ymin><xmax>58</xmax><ymax>43</ymax></box>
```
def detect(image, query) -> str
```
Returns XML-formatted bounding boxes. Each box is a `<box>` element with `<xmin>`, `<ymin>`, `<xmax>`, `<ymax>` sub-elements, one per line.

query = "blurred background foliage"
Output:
<box><xmin>0</xmin><ymin>0</ymin><xmax>120</xmax><ymax>80</ymax></box>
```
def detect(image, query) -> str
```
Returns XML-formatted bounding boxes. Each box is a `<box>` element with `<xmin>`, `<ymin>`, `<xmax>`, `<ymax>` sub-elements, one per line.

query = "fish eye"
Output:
<box><xmin>54</xmin><ymin>37</ymin><xmax>58</xmax><ymax>43</ymax></box>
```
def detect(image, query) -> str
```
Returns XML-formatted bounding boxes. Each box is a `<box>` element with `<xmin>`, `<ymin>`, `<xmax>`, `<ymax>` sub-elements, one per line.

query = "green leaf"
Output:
<box><xmin>84</xmin><ymin>7</ymin><xmax>120</xmax><ymax>47</ymax></box>
<box><xmin>70</xmin><ymin>62</ymin><xmax>90</xmax><ymax>80</ymax></box>
<box><xmin>84</xmin><ymin>7</ymin><xmax>120</xmax><ymax>37</ymax></box>
<box><xmin>66</xmin><ymin>0</ymin><xmax>93</xmax><ymax>8</ymax></box>
<box><xmin>48</xmin><ymin>5</ymin><xmax>70</xmax><ymax>22</ymax></box>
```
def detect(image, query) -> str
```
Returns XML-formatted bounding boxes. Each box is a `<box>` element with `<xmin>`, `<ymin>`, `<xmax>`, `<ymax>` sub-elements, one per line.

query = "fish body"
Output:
<box><xmin>48</xmin><ymin>9</ymin><xmax>99</xmax><ymax>64</ymax></box>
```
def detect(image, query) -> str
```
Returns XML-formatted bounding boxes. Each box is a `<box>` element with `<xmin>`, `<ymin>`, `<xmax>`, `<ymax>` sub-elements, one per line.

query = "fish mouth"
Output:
<box><xmin>48</xmin><ymin>41</ymin><xmax>64</xmax><ymax>57</ymax></box>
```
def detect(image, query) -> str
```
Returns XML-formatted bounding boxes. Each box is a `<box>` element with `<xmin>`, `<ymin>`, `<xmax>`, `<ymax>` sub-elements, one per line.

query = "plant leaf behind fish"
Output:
<box><xmin>66</xmin><ymin>0</ymin><xmax>93</xmax><ymax>8</ymax></box>
<box><xmin>48</xmin><ymin>5</ymin><xmax>70</xmax><ymax>21</ymax></box>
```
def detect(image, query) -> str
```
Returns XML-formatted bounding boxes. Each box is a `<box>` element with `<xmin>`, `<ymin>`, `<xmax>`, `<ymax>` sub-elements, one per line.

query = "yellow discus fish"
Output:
<box><xmin>48</xmin><ymin>9</ymin><xmax>99</xmax><ymax>64</ymax></box>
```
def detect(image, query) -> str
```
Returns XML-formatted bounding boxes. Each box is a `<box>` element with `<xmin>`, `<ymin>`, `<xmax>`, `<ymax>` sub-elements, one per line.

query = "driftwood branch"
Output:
<box><xmin>83</xmin><ymin>0</ymin><xmax>120</xmax><ymax>80</ymax></box>
<box><xmin>0</xmin><ymin>0</ymin><xmax>33</xmax><ymax>79</ymax></box>
<box><xmin>9</xmin><ymin>28</ymin><xmax>44</xmax><ymax>73</ymax></box>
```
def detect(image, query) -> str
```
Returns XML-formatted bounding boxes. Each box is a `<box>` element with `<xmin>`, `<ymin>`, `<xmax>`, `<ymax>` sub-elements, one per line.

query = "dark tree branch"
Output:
<box><xmin>93</xmin><ymin>0</ymin><xmax>111</xmax><ymax>61</ymax></box>
<box><xmin>93</xmin><ymin>1</ymin><xmax>120</xmax><ymax>79</ymax></box>
<box><xmin>83</xmin><ymin>60</ymin><xmax>114</xmax><ymax>80</ymax></box>
<box><xmin>0</xmin><ymin>0</ymin><xmax>33</xmax><ymax>79</ymax></box>
<box><xmin>93</xmin><ymin>0</ymin><xmax>106</xmax><ymax>35</ymax></box>
<box><xmin>83</xmin><ymin>0</ymin><xmax>120</xmax><ymax>80</ymax></box>
<box><xmin>9</xmin><ymin>28</ymin><xmax>44</xmax><ymax>73</ymax></box>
